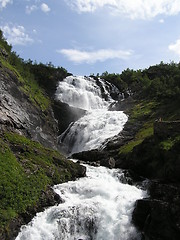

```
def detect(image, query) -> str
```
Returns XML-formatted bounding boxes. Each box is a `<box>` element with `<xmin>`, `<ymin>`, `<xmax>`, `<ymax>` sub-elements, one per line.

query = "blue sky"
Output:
<box><xmin>0</xmin><ymin>0</ymin><xmax>180</xmax><ymax>76</ymax></box>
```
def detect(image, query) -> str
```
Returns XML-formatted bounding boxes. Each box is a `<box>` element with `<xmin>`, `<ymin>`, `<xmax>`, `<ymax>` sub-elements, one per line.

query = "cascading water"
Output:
<box><xmin>56</xmin><ymin>76</ymin><xmax>128</xmax><ymax>154</ymax></box>
<box><xmin>16</xmin><ymin>165</ymin><xmax>146</xmax><ymax>240</ymax></box>
<box><xmin>16</xmin><ymin>76</ymin><xmax>147</xmax><ymax>240</ymax></box>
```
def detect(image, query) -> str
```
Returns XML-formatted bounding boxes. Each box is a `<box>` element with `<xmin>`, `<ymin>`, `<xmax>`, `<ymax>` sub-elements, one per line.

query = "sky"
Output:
<box><xmin>0</xmin><ymin>0</ymin><xmax>180</xmax><ymax>76</ymax></box>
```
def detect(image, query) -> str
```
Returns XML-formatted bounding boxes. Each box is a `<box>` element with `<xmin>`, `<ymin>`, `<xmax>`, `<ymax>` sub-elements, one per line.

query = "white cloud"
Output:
<box><xmin>159</xmin><ymin>19</ymin><xmax>164</xmax><ymax>23</ymax></box>
<box><xmin>26</xmin><ymin>5</ymin><xmax>38</xmax><ymax>14</ymax></box>
<box><xmin>58</xmin><ymin>48</ymin><xmax>132</xmax><ymax>64</ymax></box>
<box><xmin>64</xmin><ymin>0</ymin><xmax>180</xmax><ymax>19</ymax></box>
<box><xmin>0</xmin><ymin>0</ymin><xmax>12</xmax><ymax>9</ymax></box>
<box><xmin>1</xmin><ymin>24</ymin><xmax>34</xmax><ymax>45</ymax></box>
<box><xmin>25</xmin><ymin>3</ymin><xmax>50</xmax><ymax>14</ymax></box>
<box><xmin>169</xmin><ymin>38</ymin><xmax>180</xmax><ymax>56</ymax></box>
<box><xmin>41</xmin><ymin>3</ymin><xmax>50</xmax><ymax>13</ymax></box>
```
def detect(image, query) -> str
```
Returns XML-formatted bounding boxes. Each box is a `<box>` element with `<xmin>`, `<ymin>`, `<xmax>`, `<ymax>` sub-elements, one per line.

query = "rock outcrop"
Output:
<box><xmin>72</xmin><ymin>149</ymin><xmax>115</xmax><ymax>168</ymax></box>
<box><xmin>0</xmin><ymin>63</ymin><xmax>58</xmax><ymax>150</ymax></box>
<box><xmin>52</xmin><ymin>100</ymin><xmax>86</xmax><ymax>135</ymax></box>
<box><xmin>133</xmin><ymin>181</ymin><xmax>180</xmax><ymax>240</ymax></box>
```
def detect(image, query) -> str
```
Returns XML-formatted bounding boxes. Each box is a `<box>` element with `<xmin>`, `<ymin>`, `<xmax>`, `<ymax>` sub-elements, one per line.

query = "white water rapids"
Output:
<box><xmin>16</xmin><ymin>165</ymin><xmax>146</xmax><ymax>240</ymax></box>
<box><xmin>16</xmin><ymin>76</ymin><xmax>147</xmax><ymax>240</ymax></box>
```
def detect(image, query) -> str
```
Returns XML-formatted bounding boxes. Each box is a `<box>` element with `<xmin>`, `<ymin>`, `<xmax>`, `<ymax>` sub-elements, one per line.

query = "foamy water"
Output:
<box><xmin>16</xmin><ymin>165</ymin><xmax>146</xmax><ymax>240</ymax></box>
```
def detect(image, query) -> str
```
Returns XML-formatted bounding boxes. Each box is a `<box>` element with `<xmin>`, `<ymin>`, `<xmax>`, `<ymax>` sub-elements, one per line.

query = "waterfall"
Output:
<box><xmin>56</xmin><ymin>76</ymin><xmax>128</xmax><ymax>154</ymax></box>
<box><xmin>16</xmin><ymin>165</ymin><xmax>146</xmax><ymax>240</ymax></box>
<box><xmin>16</xmin><ymin>75</ymin><xmax>146</xmax><ymax>240</ymax></box>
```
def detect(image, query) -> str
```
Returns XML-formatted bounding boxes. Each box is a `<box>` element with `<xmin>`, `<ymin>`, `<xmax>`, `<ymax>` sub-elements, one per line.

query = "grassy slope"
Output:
<box><xmin>0</xmin><ymin>57</ymin><xmax>50</xmax><ymax>112</ymax></box>
<box><xmin>119</xmin><ymin>98</ymin><xmax>180</xmax><ymax>154</ymax></box>
<box><xmin>0</xmin><ymin>130</ymin><xmax>83</xmax><ymax>234</ymax></box>
<box><xmin>118</xmin><ymin>98</ymin><xmax>180</xmax><ymax>181</ymax></box>
<box><xmin>0</xmin><ymin>39</ymin><xmax>84</xmax><ymax>235</ymax></box>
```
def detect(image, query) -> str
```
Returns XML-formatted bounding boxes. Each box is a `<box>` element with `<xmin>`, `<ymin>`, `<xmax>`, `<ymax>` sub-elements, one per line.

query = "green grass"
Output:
<box><xmin>119</xmin><ymin>97</ymin><xmax>179</xmax><ymax>155</ymax></box>
<box><xmin>19</xmin><ymin>79</ymin><xmax>50</xmax><ymax>111</ymax></box>
<box><xmin>119</xmin><ymin>100</ymin><xmax>156</xmax><ymax>154</ymax></box>
<box><xmin>0</xmin><ymin>131</ymin><xmax>83</xmax><ymax>233</ymax></box>
<box><xmin>129</xmin><ymin>100</ymin><xmax>158</xmax><ymax>122</ymax></box>
<box><xmin>119</xmin><ymin>122</ymin><xmax>154</xmax><ymax>154</ymax></box>
<box><xmin>159</xmin><ymin>135</ymin><xmax>180</xmax><ymax>151</ymax></box>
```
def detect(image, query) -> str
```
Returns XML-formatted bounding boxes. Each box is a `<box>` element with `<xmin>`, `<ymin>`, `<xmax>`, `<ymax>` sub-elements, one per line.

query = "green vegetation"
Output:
<box><xmin>159</xmin><ymin>135</ymin><xmax>180</xmax><ymax>151</ymax></box>
<box><xmin>0</xmin><ymin>131</ymin><xmax>83</xmax><ymax>233</ymax></box>
<box><xmin>117</xmin><ymin>96</ymin><xmax>180</xmax><ymax>181</ymax></box>
<box><xmin>0</xmin><ymin>29</ymin><xmax>69</xmax><ymax>111</ymax></box>
<box><xmin>101</xmin><ymin>61</ymin><xmax>180</xmax><ymax>102</ymax></box>
<box><xmin>129</xmin><ymin>101</ymin><xmax>158</xmax><ymax>122</ymax></box>
<box><xmin>25</xmin><ymin>61</ymin><xmax>70</xmax><ymax>97</ymax></box>
<box><xmin>100</xmin><ymin>59</ymin><xmax>180</xmax><ymax>182</ymax></box>
<box><xmin>101</xmin><ymin>62</ymin><xmax>180</xmax><ymax>160</ymax></box>
<box><xmin>119</xmin><ymin>122</ymin><xmax>154</xmax><ymax>154</ymax></box>
<box><xmin>0</xmin><ymin>32</ymin><xmax>49</xmax><ymax>111</ymax></box>
<box><xmin>119</xmin><ymin>99</ymin><xmax>157</xmax><ymax>155</ymax></box>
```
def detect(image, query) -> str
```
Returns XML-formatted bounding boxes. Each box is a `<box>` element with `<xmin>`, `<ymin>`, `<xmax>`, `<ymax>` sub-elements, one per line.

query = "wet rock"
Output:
<box><xmin>133</xmin><ymin>198</ymin><xmax>151</xmax><ymax>230</ymax></box>
<box><xmin>108</xmin><ymin>96</ymin><xmax>134</xmax><ymax>112</ymax></box>
<box><xmin>102</xmin><ymin>157</ymin><xmax>115</xmax><ymax>169</ymax></box>
<box><xmin>104</xmin><ymin>120</ymin><xmax>142</xmax><ymax>159</ymax></box>
<box><xmin>52</xmin><ymin>100</ymin><xmax>86</xmax><ymax>135</ymax></box>
<box><xmin>117</xmin><ymin>169</ymin><xmax>144</xmax><ymax>185</ymax></box>
<box><xmin>74</xmin><ymin>163</ymin><xmax>87</xmax><ymax>178</ymax></box>
<box><xmin>72</xmin><ymin>149</ymin><xmax>108</xmax><ymax>162</ymax></box>
<box><xmin>133</xmin><ymin>182</ymin><xmax>180</xmax><ymax>240</ymax></box>
<box><xmin>72</xmin><ymin>149</ymin><xmax>116</xmax><ymax>168</ymax></box>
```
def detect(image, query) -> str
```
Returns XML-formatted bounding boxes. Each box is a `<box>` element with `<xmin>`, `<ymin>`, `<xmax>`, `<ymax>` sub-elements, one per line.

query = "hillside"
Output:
<box><xmin>77</xmin><ymin>63</ymin><xmax>180</xmax><ymax>181</ymax></box>
<box><xmin>0</xmin><ymin>30</ymin><xmax>86</xmax><ymax>239</ymax></box>
<box><xmin>74</xmin><ymin>65</ymin><xmax>180</xmax><ymax>240</ymax></box>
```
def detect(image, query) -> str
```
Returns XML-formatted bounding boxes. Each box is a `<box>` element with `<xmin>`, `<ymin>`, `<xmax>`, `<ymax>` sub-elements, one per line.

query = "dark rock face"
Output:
<box><xmin>108</xmin><ymin>96</ymin><xmax>134</xmax><ymax>112</ymax></box>
<box><xmin>133</xmin><ymin>182</ymin><xmax>180</xmax><ymax>240</ymax></box>
<box><xmin>154</xmin><ymin>120</ymin><xmax>180</xmax><ymax>139</ymax></box>
<box><xmin>52</xmin><ymin>100</ymin><xmax>86</xmax><ymax>135</ymax></box>
<box><xmin>104</xmin><ymin>120</ymin><xmax>142</xmax><ymax>157</ymax></box>
<box><xmin>116</xmin><ymin>135</ymin><xmax>180</xmax><ymax>182</ymax></box>
<box><xmin>0</xmin><ymin>65</ymin><xmax>58</xmax><ymax>150</ymax></box>
<box><xmin>72</xmin><ymin>149</ymin><xmax>115</xmax><ymax>169</ymax></box>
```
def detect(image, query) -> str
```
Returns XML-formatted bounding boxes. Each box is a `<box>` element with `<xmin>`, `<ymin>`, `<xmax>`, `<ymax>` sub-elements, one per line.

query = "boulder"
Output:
<box><xmin>72</xmin><ymin>149</ymin><xmax>115</xmax><ymax>168</ymax></box>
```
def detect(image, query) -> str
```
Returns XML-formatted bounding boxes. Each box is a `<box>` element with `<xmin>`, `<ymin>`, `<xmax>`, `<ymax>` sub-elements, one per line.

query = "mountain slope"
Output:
<box><xmin>0</xmin><ymin>30</ymin><xmax>86</xmax><ymax>239</ymax></box>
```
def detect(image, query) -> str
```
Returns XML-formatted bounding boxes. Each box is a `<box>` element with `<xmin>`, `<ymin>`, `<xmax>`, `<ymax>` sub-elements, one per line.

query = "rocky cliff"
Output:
<box><xmin>0</xmin><ymin>61</ymin><xmax>58</xmax><ymax>149</ymax></box>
